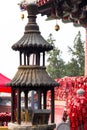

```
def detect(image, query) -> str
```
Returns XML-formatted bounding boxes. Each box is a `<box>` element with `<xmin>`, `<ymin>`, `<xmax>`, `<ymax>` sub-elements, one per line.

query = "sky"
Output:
<box><xmin>0</xmin><ymin>0</ymin><xmax>86</xmax><ymax>79</ymax></box>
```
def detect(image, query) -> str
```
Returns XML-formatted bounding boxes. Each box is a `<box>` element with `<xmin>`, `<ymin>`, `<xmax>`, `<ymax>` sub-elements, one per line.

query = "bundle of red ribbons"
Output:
<box><xmin>66</xmin><ymin>90</ymin><xmax>87</xmax><ymax>130</ymax></box>
<box><xmin>47</xmin><ymin>76</ymin><xmax>87</xmax><ymax>129</ymax></box>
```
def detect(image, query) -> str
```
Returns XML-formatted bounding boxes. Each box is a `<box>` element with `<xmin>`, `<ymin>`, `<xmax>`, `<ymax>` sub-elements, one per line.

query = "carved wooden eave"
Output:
<box><xmin>37</xmin><ymin>0</ymin><xmax>87</xmax><ymax>27</ymax></box>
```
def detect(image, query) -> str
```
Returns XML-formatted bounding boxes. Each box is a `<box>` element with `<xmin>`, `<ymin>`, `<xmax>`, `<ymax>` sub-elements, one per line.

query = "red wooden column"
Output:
<box><xmin>85</xmin><ymin>28</ymin><xmax>87</xmax><ymax>76</ymax></box>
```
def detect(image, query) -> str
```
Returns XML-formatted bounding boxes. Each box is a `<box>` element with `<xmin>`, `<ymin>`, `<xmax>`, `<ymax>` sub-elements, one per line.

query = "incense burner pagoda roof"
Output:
<box><xmin>12</xmin><ymin>33</ymin><xmax>53</xmax><ymax>53</ymax></box>
<box><xmin>8</xmin><ymin>66</ymin><xmax>59</xmax><ymax>90</ymax></box>
<box><xmin>12</xmin><ymin>4</ymin><xmax>53</xmax><ymax>53</ymax></box>
<box><xmin>37</xmin><ymin>0</ymin><xmax>87</xmax><ymax>27</ymax></box>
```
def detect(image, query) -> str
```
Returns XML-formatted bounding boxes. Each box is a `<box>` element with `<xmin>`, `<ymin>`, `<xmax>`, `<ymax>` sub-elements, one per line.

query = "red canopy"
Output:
<box><xmin>0</xmin><ymin>73</ymin><xmax>11</xmax><ymax>93</ymax></box>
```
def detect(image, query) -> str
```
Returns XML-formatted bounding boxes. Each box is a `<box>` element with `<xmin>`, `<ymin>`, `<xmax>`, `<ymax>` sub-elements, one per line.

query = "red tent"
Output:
<box><xmin>0</xmin><ymin>73</ymin><xmax>11</xmax><ymax>93</ymax></box>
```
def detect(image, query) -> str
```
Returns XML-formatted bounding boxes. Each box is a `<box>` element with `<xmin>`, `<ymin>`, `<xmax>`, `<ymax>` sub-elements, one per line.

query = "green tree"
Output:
<box><xmin>65</xmin><ymin>59</ymin><xmax>79</xmax><ymax>76</ymax></box>
<box><xmin>65</xmin><ymin>31</ymin><xmax>85</xmax><ymax>76</ymax></box>
<box><xmin>46</xmin><ymin>33</ymin><xmax>65</xmax><ymax>79</ymax></box>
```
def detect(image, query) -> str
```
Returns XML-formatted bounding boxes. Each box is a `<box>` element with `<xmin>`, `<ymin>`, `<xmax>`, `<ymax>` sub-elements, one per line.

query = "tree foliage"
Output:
<box><xmin>65</xmin><ymin>31</ymin><xmax>85</xmax><ymax>76</ymax></box>
<box><xmin>46</xmin><ymin>31</ymin><xmax>85</xmax><ymax>78</ymax></box>
<box><xmin>46</xmin><ymin>33</ymin><xmax>65</xmax><ymax>79</ymax></box>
